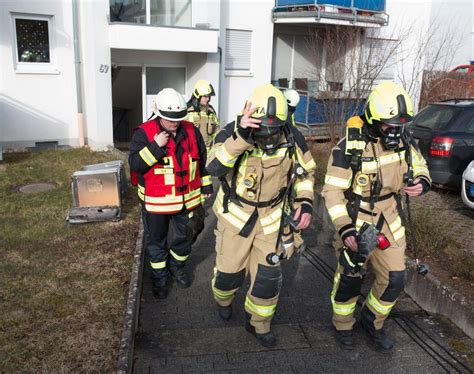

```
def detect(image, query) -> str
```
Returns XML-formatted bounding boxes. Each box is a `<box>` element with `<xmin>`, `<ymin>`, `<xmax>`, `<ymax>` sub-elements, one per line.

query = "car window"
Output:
<box><xmin>466</xmin><ymin>115</ymin><xmax>474</xmax><ymax>133</ymax></box>
<box><xmin>413</xmin><ymin>105</ymin><xmax>460</xmax><ymax>130</ymax></box>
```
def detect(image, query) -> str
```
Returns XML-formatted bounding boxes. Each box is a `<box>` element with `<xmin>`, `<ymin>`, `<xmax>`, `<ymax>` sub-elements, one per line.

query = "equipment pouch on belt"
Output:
<box><xmin>186</xmin><ymin>205</ymin><xmax>206</xmax><ymax>242</ymax></box>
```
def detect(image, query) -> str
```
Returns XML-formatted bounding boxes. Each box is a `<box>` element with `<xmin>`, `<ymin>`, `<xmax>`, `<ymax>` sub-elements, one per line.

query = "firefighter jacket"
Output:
<box><xmin>322</xmin><ymin>116</ymin><xmax>431</xmax><ymax>244</ymax></box>
<box><xmin>129</xmin><ymin>118</ymin><xmax>213</xmax><ymax>214</ymax></box>
<box><xmin>287</xmin><ymin>112</ymin><xmax>296</xmax><ymax>127</ymax></box>
<box><xmin>206</xmin><ymin>119</ymin><xmax>316</xmax><ymax>237</ymax></box>
<box><xmin>186</xmin><ymin>103</ymin><xmax>220</xmax><ymax>148</ymax></box>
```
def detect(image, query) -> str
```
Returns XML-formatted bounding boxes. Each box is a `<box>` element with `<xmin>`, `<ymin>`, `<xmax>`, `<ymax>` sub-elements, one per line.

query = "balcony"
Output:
<box><xmin>110</xmin><ymin>0</ymin><xmax>192</xmax><ymax>27</ymax></box>
<box><xmin>273</xmin><ymin>0</ymin><xmax>388</xmax><ymax>27</ymax></box>
<box><xmin>108</xmin><ymin>0</ymin><xmax>218</xmax><ymax>53</ymax></box>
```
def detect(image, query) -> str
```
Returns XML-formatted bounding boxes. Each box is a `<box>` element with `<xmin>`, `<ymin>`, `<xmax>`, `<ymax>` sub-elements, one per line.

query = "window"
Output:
<box><xmin>12</xmin><ymin>13</ymin><xmax>57</xmax><ymax>74</ymax></box>
<box><xmin>225</xmin><ymin>29</ymin><xmax>252</xmax><ymax>76</ymax></box>
<box><xmin>364</xmin><ymin>38</ymin><xmax>398</xmax><ymax>81</ymax></box>
<box><xmin>465</xmin><ymin>114</ymin><xmax>474</xmax><ymax>133</ymax></box>
<box><xmin>146</xmin><ymin>67</ymin><xmax>185</xmax><ymax>95</ymax></box>
<box><xmin>145</xmin><ymin>66</ymin><xmax>186</xmax><ymax>119</ymax></box>
<box><xmin>413</xmin><ymin>105</ymin><xmax>460</xmax><ymax>130</ymax></box>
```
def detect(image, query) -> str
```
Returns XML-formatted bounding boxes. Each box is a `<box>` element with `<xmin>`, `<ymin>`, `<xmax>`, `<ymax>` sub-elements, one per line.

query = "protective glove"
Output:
<box><xmin>339</xmin><ymin>247</ymin><xmax>365</xmax><ymax>275</ymax></box>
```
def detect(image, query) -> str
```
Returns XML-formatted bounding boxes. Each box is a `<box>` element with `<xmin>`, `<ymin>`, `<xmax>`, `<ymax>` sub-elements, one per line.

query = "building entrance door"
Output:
<box><xmin>111</xmin><ymin>66</ymin><xmax>142</xmax><ymax>149</ymax></box>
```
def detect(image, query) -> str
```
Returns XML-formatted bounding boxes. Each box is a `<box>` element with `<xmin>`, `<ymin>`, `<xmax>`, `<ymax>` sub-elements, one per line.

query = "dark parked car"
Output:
<box><xmin>410</xmin><ymin>99</ymin><xmax>474</xmax><ymax>190</ymax></box>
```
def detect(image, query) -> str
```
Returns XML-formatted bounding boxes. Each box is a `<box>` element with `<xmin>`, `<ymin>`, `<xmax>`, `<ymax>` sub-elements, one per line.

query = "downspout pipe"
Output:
<box><xmin>72</xmin><ymin>0</ymin><xmax>85</xmax><ymax>147</ymax></box>
<box><xmin>218</xmin><ymin>46</ymin><xmax>222</xmax><ymax>116</ymax></box>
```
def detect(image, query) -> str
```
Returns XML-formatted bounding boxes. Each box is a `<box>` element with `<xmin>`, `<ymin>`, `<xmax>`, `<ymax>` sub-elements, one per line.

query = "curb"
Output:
<box><xmin>314</xmin><ymin>191</ymin><xmax>474</xmax><ymax>339</ymax></box>
<box><xmin>405</xmin><ymin>260</ymin><xmax>474</xmax><ymax>340</ymax></box>
<box><xmin>117</xmin><ymin>217</ymin><xmax>145</xmax><ymax>373</ymax></box>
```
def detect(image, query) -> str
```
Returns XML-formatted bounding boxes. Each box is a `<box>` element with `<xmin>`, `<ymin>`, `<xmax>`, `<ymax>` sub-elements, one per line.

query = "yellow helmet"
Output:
<box><xmin>365</xmin><ymin>81</ymin><xmax>414</xmax><ymax>126</ymax></box>
<box><xmin>245</xmin><ymin>84</ymin><xmax>288</xmax><ymax>153</ymax></box>
<box><xmin>246</xmin><ymin>83</ymin><xmax>288</xmax><ymax>126</ymax></box>
<box><xmin>193</xmin><ymin>79</ymin><xmax>215</xmax><ymax>99</ymax></box>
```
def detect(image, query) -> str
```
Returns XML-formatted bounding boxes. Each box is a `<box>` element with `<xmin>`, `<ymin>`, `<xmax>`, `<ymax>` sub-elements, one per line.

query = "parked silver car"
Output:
<box><xmin>461</xmin><ymin>160</ymin><xmax>474</xmax><ymax>209</ymax></box>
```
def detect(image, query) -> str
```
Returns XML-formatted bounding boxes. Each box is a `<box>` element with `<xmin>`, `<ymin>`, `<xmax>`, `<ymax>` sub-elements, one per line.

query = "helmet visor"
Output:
<box><xmin>381</xmin><ymin>113</ymin><xmax>413</xmax><ymax>126</ymax></box>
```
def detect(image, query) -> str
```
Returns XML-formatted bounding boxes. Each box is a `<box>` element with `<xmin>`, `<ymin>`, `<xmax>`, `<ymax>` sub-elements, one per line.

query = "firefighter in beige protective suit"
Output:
<box><xmin>322</xmin><ymin>81</ymin><xmax>431</xmax><ymax>351</ymax></box>
<box><xmin>186</xmin><ymin>79</ymin><xmax>220</xmax><ymax>149</ymax></box>
<box><xmin>206</xmin><ymin>84</ymin><xmax>316</xmax><ymax>348</ymax></box>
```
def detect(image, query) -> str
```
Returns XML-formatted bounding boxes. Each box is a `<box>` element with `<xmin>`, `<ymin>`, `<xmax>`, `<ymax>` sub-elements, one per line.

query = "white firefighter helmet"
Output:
<box><xmin>283</xmin><ymin>89</ymin><xmax>300</xmax><ymax>108</ymax></box>
<box><xmin>152</xmin><ymin>88</ymin><xmax>187</xmax><ymax>121</ymax></box>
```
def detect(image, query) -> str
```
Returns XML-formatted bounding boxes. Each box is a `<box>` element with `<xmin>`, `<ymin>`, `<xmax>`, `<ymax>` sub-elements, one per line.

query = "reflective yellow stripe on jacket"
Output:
<box><xmin>213</xmin><ymin>188</ymin><xmax>252</xmax><ymax>228</ymax></box>
<box><xmin>215</xmin><ymin>144</ymin><xmax>238</xmax><ymax>168</ymax></box>
<box><xmin>138</xmin><ymin>184</ymin><xmax>145</xmax><ymax>201</ymax></box>
<box><xmin>260</xmin><ymin>205</ymin><xmax>283</xmax><ymax>235</ymax></box>
<box><xmin>139</xmin><ymin>146</ymin><xmax>158</xmax><ymax>167</ymax></box>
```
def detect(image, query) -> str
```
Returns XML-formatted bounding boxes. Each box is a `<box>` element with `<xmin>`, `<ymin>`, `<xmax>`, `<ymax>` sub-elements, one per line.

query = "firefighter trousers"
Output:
<box><xmin>331</xmin><ymin>220</ymin><xmax>406</xmax><ymax>331</ymax></box>
<box><xmin>211</xmin><ymin>219</ymin><xmax>282</xmax><ymax>334</ymax></box>
<box><xmin>144</xmin><ymin>209</ymin><xmax>193</xmax><ymax>283</ymax></box>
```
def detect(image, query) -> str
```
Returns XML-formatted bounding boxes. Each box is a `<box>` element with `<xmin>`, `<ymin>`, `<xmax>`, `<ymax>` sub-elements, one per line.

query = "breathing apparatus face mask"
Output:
<box><xmin>252</xmin><ymin>125</ymin><xmax>284</xmax><ymax>154</ymax></box>
<box><xmin>250</xmin><ymin>95</ymin><xmax>286</xmax><ymax>154</ymax></box>
<box><xmin>375</xmin><ymin>122</ymin><xmax>404</xmax><ymax>150</ymax></box>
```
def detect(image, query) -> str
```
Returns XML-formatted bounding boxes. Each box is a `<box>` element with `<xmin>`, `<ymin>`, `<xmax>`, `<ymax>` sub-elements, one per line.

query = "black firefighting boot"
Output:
<box><xmin>334</xmin><ymin>328</ymin><xmax>354</xmax><ymax>350</ymax></box>
<box><xmin>360</xmin><ymin>319</ymin><xmax>394</xmax><ymax>351</ymax></box>
<box><xmin>217</xmin><ymin>304</ymin><xmax>232</xmax><ymax>321</ymax></box>
<box><xmin>169</xmin><ymin>266</ymin><xmax>191</xmax><ymax>288</ymax></box>
<box><xmin>152</xmin><ymin>279</ymin><xmax>168</xmax><ymax>299</ymax></box>
<box><xmin>245</xmin><ymin>319</ymin><xmax>277</xmax><ymax>348</ymax></box>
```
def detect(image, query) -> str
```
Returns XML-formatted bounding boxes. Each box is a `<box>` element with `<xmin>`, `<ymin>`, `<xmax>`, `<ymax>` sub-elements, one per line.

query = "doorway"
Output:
<box><xmin>112</xmin><ymin>66</ymin><xmax>142</xmax><ymax>149</ymax></box>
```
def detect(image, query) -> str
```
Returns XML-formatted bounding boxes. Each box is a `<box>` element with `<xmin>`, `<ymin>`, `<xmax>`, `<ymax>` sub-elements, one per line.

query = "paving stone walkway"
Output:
<box><xmin>133</xmin><ymin>196</ymin><xmax>473</xmax><ymax>373</ymax></box>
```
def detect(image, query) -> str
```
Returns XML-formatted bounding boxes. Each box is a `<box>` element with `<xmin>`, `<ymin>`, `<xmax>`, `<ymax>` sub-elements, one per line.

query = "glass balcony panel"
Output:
<box><xmin>150</xmin><ymin>0</ymin><xmax>192</xmax><ymax>27</ymax></box>
<box><xmin>110</xmin><ymin>0</ymin><xmax>147</xmax><ymax>24</ymax></box>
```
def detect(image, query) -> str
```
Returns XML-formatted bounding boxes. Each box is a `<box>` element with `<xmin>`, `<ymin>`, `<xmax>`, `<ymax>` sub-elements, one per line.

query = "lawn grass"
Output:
<box><xmin>0</xmin><ymin>148</ymin><xmax>140</xmax><ymax>371</ymax></box>
<box><xmin>307</xmin><ymin>140</ymin><xmax>332</xmax><ymax>188</ymax></box>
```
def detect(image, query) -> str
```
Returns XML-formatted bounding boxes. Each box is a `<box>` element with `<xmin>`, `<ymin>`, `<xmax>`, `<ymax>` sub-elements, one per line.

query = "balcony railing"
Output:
<box><xmin>273</xmin><ymin>0</ymin><xmax>388</xmax><ymax>26</ymax></box>
<box><xmin>109</xmin><ymin>0</ymin><xmax>192</xmax><ymax>28</ymax></box>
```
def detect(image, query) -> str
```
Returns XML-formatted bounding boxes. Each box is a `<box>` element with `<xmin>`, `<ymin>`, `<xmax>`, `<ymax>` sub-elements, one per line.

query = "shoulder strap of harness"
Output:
<box><xmin>219</xmin><ymin>116</ymin><xmax>245</xmax><ymax>213</ymax></box>
<box><xmin>345</xmin><ymin>116</ymin><xmax>367</xmax><ymax>173</ymax></box>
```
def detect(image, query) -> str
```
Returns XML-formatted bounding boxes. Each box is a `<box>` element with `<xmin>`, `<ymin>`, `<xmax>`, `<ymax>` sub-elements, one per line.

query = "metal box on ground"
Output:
<box><xmin>67</xmin><ymin>206</ymin><xmax>121</xmax><ymax>223</ymax></box>
<box><xmin>80</xmin><ymin>160</ymin><xmax>128</xmax><ymax>201</ymax></box>
<box><xmin>67</xmin><ymin>160</ymin><xmax>127</xmax><ymax>223</ymax></box>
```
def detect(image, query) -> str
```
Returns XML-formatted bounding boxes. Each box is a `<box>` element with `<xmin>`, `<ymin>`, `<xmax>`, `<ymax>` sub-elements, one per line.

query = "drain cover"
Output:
<box><xmin>16</xmin><ymin>182</ymin><xmax>57</xmax><ymax>193</ymax></box>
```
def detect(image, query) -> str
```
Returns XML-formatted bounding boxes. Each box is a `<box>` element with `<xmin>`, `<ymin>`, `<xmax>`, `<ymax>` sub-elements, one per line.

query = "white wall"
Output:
<box><xmin>186</xmin><ymin>52</ymin><xmax>220</xmax><ymax>114</ymax></box>
<box><xmin>79</xmin><ymin>0</ymin><xmax>113</xmax><ymax>150</ymax></box>
<box><xmin>0</xmin><ymin>0</ymin><xmax>78</xmax><ymax>150</ymax></box>
<box><xmin>192</xmin><ymin>0</ymin><xmax>220</xmax><ymax>29</ymax></box>
<box><xmin>219</xmin><ymin>0</ymin><xmax>275</xmax><ymax>124</ymax></box>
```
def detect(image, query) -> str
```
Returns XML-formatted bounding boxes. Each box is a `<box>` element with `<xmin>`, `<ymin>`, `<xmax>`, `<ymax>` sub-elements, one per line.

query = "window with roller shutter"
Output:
<box><xmin>225</xmin><ymin>29</ymin><xmax>252</xmax><ymax>76</ymax></box>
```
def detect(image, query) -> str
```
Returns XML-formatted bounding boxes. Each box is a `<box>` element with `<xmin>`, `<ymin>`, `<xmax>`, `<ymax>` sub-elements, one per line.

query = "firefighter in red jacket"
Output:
<box><xmin>129</xmin><ymin>88</ymin><xmax>213</xmax><ymax>299</ymax></box>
